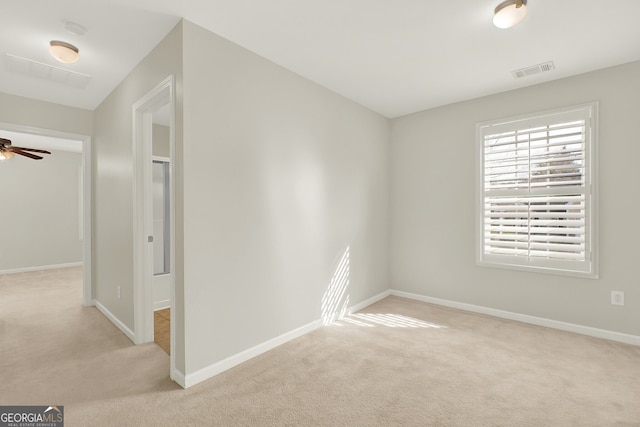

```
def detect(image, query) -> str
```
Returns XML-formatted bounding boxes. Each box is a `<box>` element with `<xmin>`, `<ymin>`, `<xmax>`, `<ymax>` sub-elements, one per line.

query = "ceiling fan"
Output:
<box><xmin>0</xmin><ymin>137</ymin><xmax>51</xmax><ymax>160</ymax></box>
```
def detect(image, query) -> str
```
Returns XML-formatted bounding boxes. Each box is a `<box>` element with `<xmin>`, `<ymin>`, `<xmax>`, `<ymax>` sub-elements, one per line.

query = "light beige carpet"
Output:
<box><xmin>1</xmin><ymin>267</ymin><xmax>639</xmax><ymax>426</ymax></box>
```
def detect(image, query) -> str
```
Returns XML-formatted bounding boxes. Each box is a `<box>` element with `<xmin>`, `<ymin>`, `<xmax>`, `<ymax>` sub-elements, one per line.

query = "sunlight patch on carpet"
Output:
<box><xmin>334</xmin><ymin>313</ymin><xmax>444</xmax><ymax>328</ymax></box>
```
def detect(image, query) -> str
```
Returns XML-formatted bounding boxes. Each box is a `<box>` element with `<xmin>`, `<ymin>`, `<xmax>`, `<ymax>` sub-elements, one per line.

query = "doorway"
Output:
<box><xmin>152</xmin><ymin>157</ymin><xmax>171</xmax><ymax>354</ymax></box>
<box><xmin>132</xmin><ymin>75</ymin><xmax>176</xmax><ymax>379</ymax></box>
<box><xmin>0</xmin><ymin>122</ymin><xmax>92</xmax><ymax>305</ymax></box>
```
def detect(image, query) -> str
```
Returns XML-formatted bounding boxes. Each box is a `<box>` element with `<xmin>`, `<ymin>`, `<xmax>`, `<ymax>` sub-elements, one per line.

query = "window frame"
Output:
<box><xmin>476</xmin><ymin>103</ymin><xmax>598</xmax><ymax>278</ymax></box>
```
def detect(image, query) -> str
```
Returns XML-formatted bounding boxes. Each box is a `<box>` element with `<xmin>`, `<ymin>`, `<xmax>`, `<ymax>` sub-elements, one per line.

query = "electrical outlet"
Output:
<box><xmin>611</xmin><ymin>290</ymin><xmax>624</xmax><ymax>306</ymax></box>
<box><xmin>117</xmin><ymin>286</ymin><xmax>121</xmax><ymax>299</ymax></box>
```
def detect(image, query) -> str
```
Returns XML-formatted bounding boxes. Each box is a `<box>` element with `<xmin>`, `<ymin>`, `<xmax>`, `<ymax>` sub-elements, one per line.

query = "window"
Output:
<box><xmin>476</xmin><ymin>103</ymin><xmax>598</xmax><ymax>277</ymax></box>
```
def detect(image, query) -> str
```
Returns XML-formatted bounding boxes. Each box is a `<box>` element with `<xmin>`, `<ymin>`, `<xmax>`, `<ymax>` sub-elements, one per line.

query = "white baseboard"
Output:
<box><xmin>185</xmin><ymin>319</ymin><xmax>323</xmax><ymax>388</ymax></box>
<box><xmin>348</xmin><ymin>289</ymin><xmax>391</xmax><ymax>314</ymax></box>
<box><xmin>94</xmin><ymin>300</ymin><xmax>136</xmax><ymax>343</ymax></box>
<box><xmin>153</xmin><ymin>300</ymin><xmax>170</xmax><ymax>311</ymax></box>
<box><xmin>184</xmin><ymin>289</ymin><xmax>389</xmax><ymax>388</ymax></box>
<box><xmin>171</xmin><ymin>368</ymin><xmax>186</xmax><ymax>388</ymax></box>
<box><xmin>0</xmin><ymin>262</ymin><xmax>83</xmax><ymax>275</ymax></box>
<box><xmin>390</xmin><ymin>289</ymin><xmax>640</xmax><ymax>347</ymax></box>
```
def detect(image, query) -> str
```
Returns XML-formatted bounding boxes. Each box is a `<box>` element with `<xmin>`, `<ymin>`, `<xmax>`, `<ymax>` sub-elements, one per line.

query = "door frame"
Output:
<box><xmin>0</xmin><ymin>121</ymin><xmax>92</xmax><ymax>305</ymax></box>
<box><xmin>132</xmin><ymin>75</ymin><xmax>176</xmax><ymax>379</ymax></box>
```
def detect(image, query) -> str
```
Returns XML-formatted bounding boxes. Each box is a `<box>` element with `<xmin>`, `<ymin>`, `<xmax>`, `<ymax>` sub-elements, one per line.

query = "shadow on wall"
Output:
<box><xmin>321</xmin><ymin>246</ymin><xmax>350</xmax><ymax>325</ymax></box>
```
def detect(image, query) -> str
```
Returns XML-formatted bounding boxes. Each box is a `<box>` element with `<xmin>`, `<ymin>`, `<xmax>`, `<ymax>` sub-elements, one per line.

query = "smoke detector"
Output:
<box><xmin>63</xmin><ymin>20</ymin><xmax>87</xmax><ymax>36</ymax></box>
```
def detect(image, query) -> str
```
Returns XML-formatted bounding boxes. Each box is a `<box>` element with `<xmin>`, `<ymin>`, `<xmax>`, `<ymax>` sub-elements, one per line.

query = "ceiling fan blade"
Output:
<box><xmin>11</xmin><ymin>146</ymin><xmax>52</xmax><ymax>154</ymax></box>
<box><xmin>12</xmin><ymin>149</ymin><xmax>43</xmax><ymax>160</ymax></box>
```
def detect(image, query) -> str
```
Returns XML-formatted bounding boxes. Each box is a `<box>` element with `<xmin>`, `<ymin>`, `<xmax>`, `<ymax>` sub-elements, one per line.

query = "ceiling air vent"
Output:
<box><xmin>512</xmin><ymin>61</ymin><xmax>555</xmax><ymax>79</ymax></box>
<box><xmin>4</xmin><ymin>54</ymin><xmax>91</xmax><ymax>89</ymax></box>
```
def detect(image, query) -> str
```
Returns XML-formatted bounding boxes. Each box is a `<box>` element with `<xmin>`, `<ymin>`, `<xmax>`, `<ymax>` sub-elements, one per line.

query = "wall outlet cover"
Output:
<box><xmin>611</xmin><ymin>290</ymin><xmax>624</xmax><ymax>306</ymax></box>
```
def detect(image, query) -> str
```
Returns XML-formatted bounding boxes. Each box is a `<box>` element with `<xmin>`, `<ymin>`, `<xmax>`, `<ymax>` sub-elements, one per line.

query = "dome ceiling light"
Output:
<box><xmin>49</xmin><ymin>40</ymin><xmax>80</xmax><ymax>64</ymax></box>
<box><xmin>493</xmin><ymin>0</ymin><xmax>528</xmax><ymax>29</ymax></box>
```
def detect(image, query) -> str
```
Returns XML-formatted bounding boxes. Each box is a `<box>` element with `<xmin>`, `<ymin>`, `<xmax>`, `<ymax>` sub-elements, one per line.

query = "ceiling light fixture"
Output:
<box><xmin>493</xmin><ymin>0</ymin><xmax>528</xmax><ymax>29</ymax></box>
<box><xmin>0</xmin><ymin>137</ymin><xmax>51</xmax><ymax>160</ymax></box>
<box><xmin>0</xmin><ymin>151</ymin><xmax>14</xmax><ymax>161</ymax></box>
<box><xmin>49</xmin><ymin>40</ymin><xmax>80</xmax><ymax>64</ymax></box>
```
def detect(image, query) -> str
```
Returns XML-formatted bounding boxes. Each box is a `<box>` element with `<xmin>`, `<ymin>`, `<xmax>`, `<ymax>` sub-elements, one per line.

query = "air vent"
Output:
<box><xmin>4</xmin><ymin>54</ymin><xmax>91</xmax><ymax>89</ymax></box>
<box><xmin>511</xmin><ymin>61</ymin><xmax>555</xmax><ymax>79</ymax></box>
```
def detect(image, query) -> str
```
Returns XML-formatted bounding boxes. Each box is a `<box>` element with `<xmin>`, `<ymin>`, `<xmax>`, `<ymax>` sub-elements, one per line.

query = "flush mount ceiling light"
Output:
<box><xmin>49</xmin><ymin>40</ymin><xmax>79</xmax><ymax>64</ymax></box>
<box><xmin>493</xmin><ymin>0</ymin><xmax>528</xmax><ymax>29</ymax></box>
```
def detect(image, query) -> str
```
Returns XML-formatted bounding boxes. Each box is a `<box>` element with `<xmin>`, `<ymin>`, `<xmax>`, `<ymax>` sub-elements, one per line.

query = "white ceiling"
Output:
<box><xmin>2</xmin><ymin>0</ymin><xmax>640</xmax><ymax>118</ymax></box>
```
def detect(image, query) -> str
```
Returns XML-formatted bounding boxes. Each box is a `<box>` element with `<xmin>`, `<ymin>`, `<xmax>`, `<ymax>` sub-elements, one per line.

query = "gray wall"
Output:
<box><xmin>0</xmin><ymin>94</ymin><xmax>91</xmax><ymax>274</ymax></box>
<box><xmin>390</xmin><ymin>60</ymin><xmax>640</xmax><ymax>336</ymax></box>
<box><xmin>152</xmin><ymin>123</ymin><xmax>170</xmax><ymax>158</ymax></box>
<box><xmin>0</xmin><ymin>92</ymin><xmax>93</xmax><ymax>136</ymax></box>
<box><xmin>92</xmin><ymin>21</ymin><xmax>185</xmax><ymax>371</ymax></box>
<box><xmin>181</xmin><ymin>21</ymin><xmax>389</xmax><ymax>374</ymax></box>
<box><xmin>0</xmin><ymin>150</ymin><xmax>82</xmax><ymax>271</ymax></box>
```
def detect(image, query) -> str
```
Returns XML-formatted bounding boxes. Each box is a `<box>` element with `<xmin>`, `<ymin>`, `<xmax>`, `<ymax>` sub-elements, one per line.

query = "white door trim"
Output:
<box><xmin>0</xmin><ymin>121</ymin><xmax>92</xmax><ymax>306</ymax></box>
<box><xmin>132</xmin><ymin>75</ymin><xmax>177</xmax><ymax>382</ymax></box>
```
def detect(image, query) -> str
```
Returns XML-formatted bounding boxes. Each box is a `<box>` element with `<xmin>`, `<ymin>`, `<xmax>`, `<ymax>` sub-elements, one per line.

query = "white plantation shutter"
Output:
<box><xmin>477</xmin><ymin>104</ymin><xmax>597</xmax><ymax>277</ymax></box>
